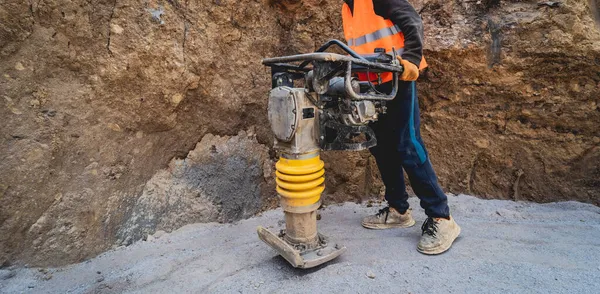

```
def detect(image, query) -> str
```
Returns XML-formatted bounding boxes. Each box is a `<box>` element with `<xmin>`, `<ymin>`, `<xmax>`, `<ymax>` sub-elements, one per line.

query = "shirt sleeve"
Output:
<box><xmin>372</xmin><ymin>0</ymin><xmax>423</xmax><ymax>67</ymax></box>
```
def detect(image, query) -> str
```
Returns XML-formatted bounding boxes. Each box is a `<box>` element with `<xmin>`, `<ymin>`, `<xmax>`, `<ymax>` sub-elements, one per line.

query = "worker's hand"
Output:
<box><xmin>396</xmin><ymin>56</ymin><xmax>419</xmax><ymax>81</ymax></box>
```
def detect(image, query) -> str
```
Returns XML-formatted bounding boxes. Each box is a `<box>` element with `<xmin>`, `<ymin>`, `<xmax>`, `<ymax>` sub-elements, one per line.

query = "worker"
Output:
<box><xmin>342</xmin><ymin>0</ymin><xmax>460</xmax><ymax>254</ymax></box>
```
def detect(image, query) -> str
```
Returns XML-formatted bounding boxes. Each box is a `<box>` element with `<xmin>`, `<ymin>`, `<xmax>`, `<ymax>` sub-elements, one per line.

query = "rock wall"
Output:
<box><xmin>417</xmin><ymin>0</ymin><xmax>600</xmax><ymax>203</ymax></box>
<box><xmin>116</xmin><ymin>131</ymin><xmax>271</xmax><ymax>246</ymax></box>
<box><xmin>1</xmin><ymin>0</ymin><xmax>599</xmax><ymax>266</ymax></box>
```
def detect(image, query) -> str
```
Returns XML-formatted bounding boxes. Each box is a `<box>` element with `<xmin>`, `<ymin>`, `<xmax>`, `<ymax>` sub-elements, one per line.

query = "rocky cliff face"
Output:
<box><xmin>1</xmin><ymin>0</ymin><xmax>599</xmax><ymax>266</ymax></box>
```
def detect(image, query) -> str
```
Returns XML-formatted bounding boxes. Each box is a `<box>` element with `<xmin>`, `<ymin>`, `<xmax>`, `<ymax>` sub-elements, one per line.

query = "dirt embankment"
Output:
<box><xmin>1</xmin><ymin>0</ymin><xmax>599</xmax><ymax>267</ymax></box>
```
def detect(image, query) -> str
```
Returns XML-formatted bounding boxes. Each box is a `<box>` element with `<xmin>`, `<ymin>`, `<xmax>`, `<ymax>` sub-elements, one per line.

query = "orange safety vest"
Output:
<box><xmin>342</xmin><ymin>0</ymin><xmax>427</xmax><ymax>83</ymax></box>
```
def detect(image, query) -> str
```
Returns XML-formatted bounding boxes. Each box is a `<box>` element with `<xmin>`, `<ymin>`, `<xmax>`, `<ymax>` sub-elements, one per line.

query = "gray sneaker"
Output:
<box><xmin>417</xmin><ymin>216</ymin><xmax>461</xmax><ymax>255</ymax></box>
<box><xmin>362</xmin><ymin>207</ymin><xmax>416</xmax><ymax>229</ymax></box>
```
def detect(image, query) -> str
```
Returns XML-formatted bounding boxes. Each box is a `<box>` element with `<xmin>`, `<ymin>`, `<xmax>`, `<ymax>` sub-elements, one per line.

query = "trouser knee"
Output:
<box><xmin>398</xmin><ymin>148</ymin><xmax>426</xmax><ymax>168</ymax></box>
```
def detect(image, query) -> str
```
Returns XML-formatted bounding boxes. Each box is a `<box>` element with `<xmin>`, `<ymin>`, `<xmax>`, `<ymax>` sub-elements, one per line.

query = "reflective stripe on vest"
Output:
<box><xmin>347</xmin><ymin>25</ymin><xmax>402</xmax><ymax>47</ymax></box>
<box><xmin>342</xmin><ymin>0</ymin><xmax>427</xmax><ymax>83</ymax></box>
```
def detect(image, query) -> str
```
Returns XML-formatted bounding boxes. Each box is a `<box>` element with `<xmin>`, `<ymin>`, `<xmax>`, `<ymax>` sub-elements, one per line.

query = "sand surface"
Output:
<box><xmin>2</xmin><ymin>194</ymin><xmax>599</xmax><ymax>294</ymax></box>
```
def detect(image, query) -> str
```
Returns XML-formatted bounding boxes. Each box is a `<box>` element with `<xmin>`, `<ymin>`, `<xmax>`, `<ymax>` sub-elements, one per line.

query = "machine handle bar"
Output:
<box><xmin>262</xmin><ymin>52</ymin><xmax>402</xmax><ymax>73</ymax></box>
<box><xmin>344</xmin><ymin>61</ymin><xmax>398</xmax><ymax>101</ymax></box>
<box><xmin>262</xmin><ymin>39</ymin><xmax>402</xmax><ymax>100</ymax></box>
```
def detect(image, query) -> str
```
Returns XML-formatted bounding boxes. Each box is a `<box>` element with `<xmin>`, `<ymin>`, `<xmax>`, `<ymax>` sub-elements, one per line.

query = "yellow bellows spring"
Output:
<box><xmin>275</xmin><ymin>155</ymin><xmax>325</xmax><ymax>207</ymax></box>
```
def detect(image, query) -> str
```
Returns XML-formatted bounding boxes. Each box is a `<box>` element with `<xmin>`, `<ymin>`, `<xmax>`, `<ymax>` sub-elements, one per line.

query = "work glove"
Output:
<box><xmin>396</xmin><ymin>56</ymin><xmax>419</xmax><ymax>81</ymax></box>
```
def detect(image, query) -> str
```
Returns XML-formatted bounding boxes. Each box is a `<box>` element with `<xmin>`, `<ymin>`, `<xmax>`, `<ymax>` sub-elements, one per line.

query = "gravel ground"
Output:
<box><xmin>1</xmin><ymin>194</ymin><xmax>599</xmax><ymax>294</ymax></box>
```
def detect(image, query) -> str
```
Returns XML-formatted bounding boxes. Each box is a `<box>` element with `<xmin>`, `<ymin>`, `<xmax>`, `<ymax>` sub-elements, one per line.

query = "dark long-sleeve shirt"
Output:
<box><xmin>344</xmin><ymin>0</ymin><xmax>424</xmax><ymax>67</ymax></box>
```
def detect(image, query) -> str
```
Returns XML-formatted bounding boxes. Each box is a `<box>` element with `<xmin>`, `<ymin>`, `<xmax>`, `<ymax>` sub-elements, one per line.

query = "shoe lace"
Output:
<box><xmin>376</xmin><ymin>207</ymin><xmax>391</xmax><ymax>223</ymax></box>
<box><xmin>421</xmin><ymin>217</ymin><xmax>438</xmax><ymax>237</ymax></box>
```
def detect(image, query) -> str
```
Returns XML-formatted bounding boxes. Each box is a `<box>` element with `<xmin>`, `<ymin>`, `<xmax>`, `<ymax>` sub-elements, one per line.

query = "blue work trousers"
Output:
<box><xmin>369</xmin><ymin>81</ymin><xmax>450</xmax><ymax>218</ymax></box>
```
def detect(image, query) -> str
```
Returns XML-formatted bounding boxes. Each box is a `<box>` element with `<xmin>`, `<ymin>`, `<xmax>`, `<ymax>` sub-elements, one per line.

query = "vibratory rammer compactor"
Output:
<box><xmin>257</xmin><ymin>40</ymin><xmax>404</xmax><ymax>269</ymax></box>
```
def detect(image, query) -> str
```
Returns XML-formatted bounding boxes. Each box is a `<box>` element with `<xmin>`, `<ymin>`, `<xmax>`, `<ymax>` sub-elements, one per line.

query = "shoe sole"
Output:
<box><xmin>361</xmin><ymin>219</ymin><xmax>416</xmax><ymax>230</ymax></box>
<box><xmin>417</xmin><ymin>224</ymin><xmax>461</xmax><ymax>255</ymax></box>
